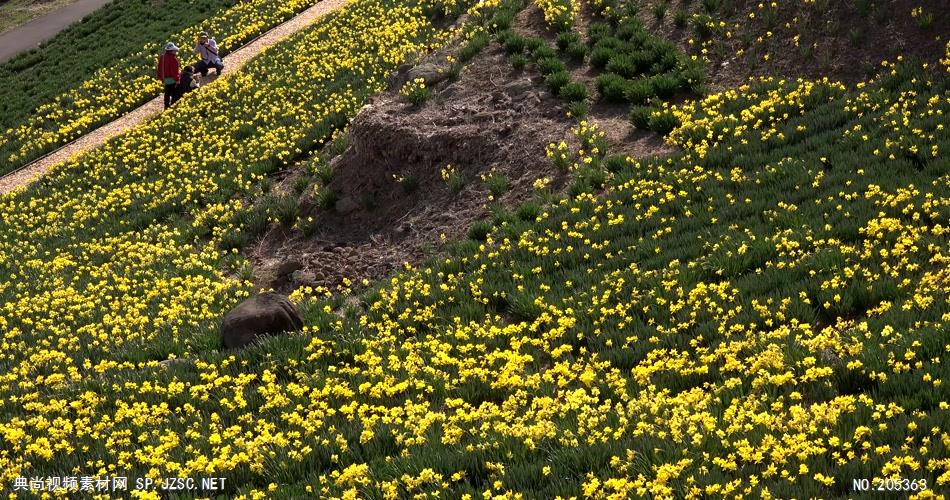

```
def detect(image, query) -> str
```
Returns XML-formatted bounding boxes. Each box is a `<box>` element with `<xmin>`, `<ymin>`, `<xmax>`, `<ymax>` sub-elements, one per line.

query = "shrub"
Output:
<box><xmin>651</xmin><ymin>73</ymin><xmax>680</xmax><ymax>98</ymax></box>
<box><xmin>545</xmin><ymin>70</ymin><xmax>571</xmax><ymax>94</ymax></box>
<box><xmin>484</xmin><ymin>172</ymin><xmax>509</xmax><ymax>197</ymax></box>
<box><xmin>648</xmin><ymin>109</ymin><xmax>680</xmax><ymax>134</ymax></box>
<box><xmin>565</xmin><ymin>42</ymin><xmax>587</xmax><ymax>61</ymax></box>
<box><xmin>400</xmin><ymin>78</ymin><xmax>430</xmax><ymax>105</ymax></box>
<box><xmin>397</xmin><ymin>174</ymin><xmax>419</xmax><ymax>194</ymax></box>
<box><xmin>297</xmin><ymin>215</ymin><xmax>320</xmax><ymax>237</ymax></box>
<box><xmin>468</xmin><ymin>220</ymin><xmax>493</xmax><ymax>241</ymax></box>
<box><xmin>615</xmin><ymin>19</ymin><xmax>645</xmax><ymax>41</ymax></box>
<box><xmin>293</xmin><ymin>175</ymin><xmax>312</xmax><ymax>195</ymax></box>
<box><xmin>587</xmin><ymin>22</ymin><xmax>612</xmax><ymax>44</ymax></box>
<box><xmin>219</xmin><ymin>229</ymin><xmax>249</xmax><ymax>251</ymax></box>
<box><xmin>273</xmin><ymin>195</ymin><xmax>299</xmax><ymax>225</ymax></box>
<box><xmin>315</xmin><ymin>186</ymin><xmax>338</xmax><ymax>210</ymax></box>
<box><xmin>652</xmin><ymin>2</ymin><xmax>668</xmax><ymax>19</ymax></box>
<box><xmin>566</xmin><ymin>100</ymin><xmax>588</xmax><ymax>117</ymax></box>
<box><xmin>314</xmin><ymin>162</ymin><xmax>334</xmax><ymax>185</ymax></box>
<box><xmin>589</xmin><ymin>46</ymin><xmax>615</xmax><ymax>69</ymax></box>
<box><xmin>459</xmin><ymin>31</ymin><xmax>490</xmax><ymax>62</ymax></box>
<box><xmin>559</xmin><ymin>81</ymin><xmax>588</xmax><ymax>102</ymax></box>
<box><xmin>441</xmin><ymin>164</ymin><xmax>466</xmax><ymax>194</ymax></box>
<box><xmin>516</xmin><ymin>201</ymin><xmax>541</xmax><ymax>221</ymax></box>
<box><xmin>673</xmin><ymin>10</ymin><xmax>688</xmax><ymax>27</ymax></box>
<box><xmin>693</xmin><ymin>13</ymin><xmax>714</xmax><ymax>39</ymax></box>
<box><xmin>524</xmin><ymin>36</ymin><xmax>546</xmax><ymax>53</ymax></box>
<box><xmin>503</xmin><ymin>34</ymin><xmax>527</xmax><ymax>54</ymax></box>
<box><xmin>629</xmin><ymin>105</ymin><xmax>655</xmax><ymax>129</ymax></box>
<box><xmin>604</xmin><ymin>154</ymin><xmax>628</xmax><ymax>173</ymax></box>
<box><xmin>532</xmin><ymin>44</ymin><xmax>558</xmax><ymax>61</ymax></box>
<box><xmin>606</xmin><ymin>54</ymin><xmax>637</xmax><ymax>78</ymax></box>
<box><xmin>596</xmin><ymin>73</ymin><xmax>627</xmax><ymax>102</ymax></box>
<box><xmin>546</xmin><ymin>141</ymin><xmax>573</xmax><ymax>171</ymax></box>
<box><xmin>537</xmin><ymin>56</ymin><xmax>567</xmax><ymax>75</ymax></box>
<box><xmin>556</xmin><ymin>31</ymin><xmax>580</xmax><ymax>51</ymax></box>
<box><xmin>510</xmin><ymin>53</ymin><xmax>528</xmax><ymax>69</ymax></box>
<box><xmin>623</xmin><ymin>79</ymin><xmax>654</xmax><ymax>104</ymax></box>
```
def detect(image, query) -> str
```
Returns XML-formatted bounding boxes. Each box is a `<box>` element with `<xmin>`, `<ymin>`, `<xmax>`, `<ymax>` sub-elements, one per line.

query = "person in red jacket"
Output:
<box><xmin>156</xmin><ymin>42</ymin><xmax>181</xmax><ymax>110</ymax></box>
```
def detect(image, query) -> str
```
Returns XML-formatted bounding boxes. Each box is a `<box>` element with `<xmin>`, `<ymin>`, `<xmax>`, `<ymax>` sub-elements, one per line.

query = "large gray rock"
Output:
<box><xmin>406</xmin><ymin>63</ymin><xmax>446</xmax><ymax>86</ymax></box>
<box><xmin>220</xmin><ymin>292</ymin><xmax>303</xmax><ymax>349</ymax></box>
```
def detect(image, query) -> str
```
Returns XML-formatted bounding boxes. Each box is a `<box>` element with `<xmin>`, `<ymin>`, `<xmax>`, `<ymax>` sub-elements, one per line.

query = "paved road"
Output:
<box><xmin>0</xmin><ymin>0</ymin><xmax>113</xmax><ymax>63</ymax></box>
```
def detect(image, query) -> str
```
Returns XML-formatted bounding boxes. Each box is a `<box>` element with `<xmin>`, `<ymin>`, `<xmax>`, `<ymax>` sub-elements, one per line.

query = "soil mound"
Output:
<box><xmin>252</xmin><ymin>46</ymin><xmax>575</xmax><ymax>293</ymax></box>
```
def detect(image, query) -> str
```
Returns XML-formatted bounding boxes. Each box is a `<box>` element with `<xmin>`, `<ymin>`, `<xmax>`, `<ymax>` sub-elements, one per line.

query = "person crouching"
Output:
<box><xmin>194</xmin><ymin>32</ymin><xmax>224</xmax><ymax>77</ymax></box>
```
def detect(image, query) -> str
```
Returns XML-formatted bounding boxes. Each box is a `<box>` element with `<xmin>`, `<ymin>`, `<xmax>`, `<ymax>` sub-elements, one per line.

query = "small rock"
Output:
<box><xmin>504</xmin><ymin>79</ymin><xmax>533</xmax><ymax>97</ymax></box>
<box><xmin>276</xmin><ymin>259</ymin><xmax>303</xmax><ymax>277</ymax></box>
<box><xmin>220</xmin><ymin>292</ymin><xmax>303</xmax><ymax>349</ymax></box>
<box><xmin>158</xmin><ymin>358</ymin><xmax>191</xmax><ymax>368</ymax></box>
<box><xmin>291</xmin><ymin>269</ymin><xmax>316</xmax><ymax>285</ymax></box>
<box><xmin>335</xmin><ymin>196</ymin><xmax>360</xmax><ymax>215</ymax></box>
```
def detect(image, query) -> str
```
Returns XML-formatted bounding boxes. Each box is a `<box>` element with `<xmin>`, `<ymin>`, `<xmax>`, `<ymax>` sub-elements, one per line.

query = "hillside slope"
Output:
<box><xmin>0</xmin><ymin>0</ymin><xmax>948</xmax><ymax>496</ymax></box>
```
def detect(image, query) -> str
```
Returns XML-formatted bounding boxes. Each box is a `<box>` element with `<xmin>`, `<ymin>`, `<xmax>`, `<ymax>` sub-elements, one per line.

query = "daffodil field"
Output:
<box><xmin>0</xmin><ymin>0</ymin><xmax>327</xmax><ymax>175</ymax></box>
<box><xmin>0</xmin><ymin>0</ymin><xmax>949</xmax><ymax>495</ymax></box>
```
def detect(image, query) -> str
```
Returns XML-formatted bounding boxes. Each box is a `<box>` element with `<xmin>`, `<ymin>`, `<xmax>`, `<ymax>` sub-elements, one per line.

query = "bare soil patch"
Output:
<box><xmin>250</xmin><ymin>43</ymin><xmax>579</xmax><ymax>293</ymax></box>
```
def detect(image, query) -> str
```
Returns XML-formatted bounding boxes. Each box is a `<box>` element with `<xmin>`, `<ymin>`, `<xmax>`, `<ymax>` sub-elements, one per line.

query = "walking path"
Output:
<box><xmin>0</xmin><ymin>0</ymin><xmax>350</xmax><ymax>195</ymax></box>
<box><xmin>0</xmin><ymin>0</ymin><xmax>114</xmax><ymax>63</ymax></box>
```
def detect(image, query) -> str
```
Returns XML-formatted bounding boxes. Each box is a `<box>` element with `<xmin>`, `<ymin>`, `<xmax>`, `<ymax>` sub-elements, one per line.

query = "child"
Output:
<box><xmin>172</xmin><ymin>65</ymin><xmax>200</xmax><ymax>104</ymax></box>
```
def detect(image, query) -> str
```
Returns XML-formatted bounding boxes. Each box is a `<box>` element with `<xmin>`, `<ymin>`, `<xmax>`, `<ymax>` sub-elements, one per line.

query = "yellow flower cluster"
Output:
<box><xmin>942</xmin><ymin>41</ymin><xmax>950</xmax><ymax>74</ymax></box>
<box><xmin>535</xmin><ymin>0</ymin><xmax>578</xmax><ymax>31</ymax></box>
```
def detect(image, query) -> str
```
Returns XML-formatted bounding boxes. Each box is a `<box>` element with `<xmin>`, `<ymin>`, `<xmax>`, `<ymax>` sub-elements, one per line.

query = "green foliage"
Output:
<box><xmin>532</xmin><ymin>44</ymin><xmax>558</xmax><ymax>61</ymax></box>
<box><xmin>673</xmin><ymin>9</ymin><xmax>688</xmax><ymax>27</ymax></box>
<box><xmin>293</xmin><ymin>175</ymin><xmax>313</xmax><ymax>195</ymax></box>
<box><xmin>629</xmin><ymin>104</ymin><xmax>655</xmax><ymax>128</ymax></box>
<box><xmin>401</xmin><ymin>78</ymin><xmax>430</xmax><ymax>105</ymax></box>
<box><xmin>565</xmin><ymin>42</ymin><xmax>587</xmax><ymax>61</ymax></box>
<box><xmin>510</xmin><ymin>53</ymin><xmax>528</xmax><ymax>69</ymax></box>
<box><xmin>596</xmin><ymin>73</ymin><xmax>627</xmax><ymax>102</ymax></box>
<box><xmin>459</xmin><ymin>31</ymin><xmax>490</xmax><ymax>62</ymax></box>
<box><xmin>315</xmin><ymin>186</ymin><xmax>338</xmax><ymax>210</ymax></box>
<box><xmin>468</xmin><ymin>219</ymin><xmax>493</xmax><ymax>240</ymax></box>
<box><xmin>559</xmin><ymin>81</ymin><xmax>588</xmax><ymax>102</ymax></box>
<box><xmin>537</xmin><ymin>56</ymin><xmax>567</xmax><ymax>75</ymax></box>
<box><xmin>484</xmin><ymin>172</ymin><xmax>509</xmax><ymax>197</ymax></box>
<box><xmin>544</xmin><ymin>70</ymin><xmax>571</xmax><ymax>94</ymax></box>
<box><xmin>566</xmin><ymin>100</ymin><xmax>588</xmax><ymax>117</ymax></box>
<box><xmin>503</xmin><ymin>33</ymin><xmax>527</xmax><ymax>54</ymax></box>
<box><xmin>399</xmin><ymin>174</ymin><xmax>420</xmax><ymax>194</ymax></box>
<box><xmin>556</xmin><ymin>31</ymin><xmax>580</xmax><ymax>51</ymax></box>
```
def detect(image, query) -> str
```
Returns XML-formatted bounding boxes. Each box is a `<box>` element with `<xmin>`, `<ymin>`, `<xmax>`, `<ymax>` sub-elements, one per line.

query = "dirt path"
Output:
<box><xmin>0</xmin><ymin>0</ymin><xmax>114</xmax><ymax>62</ymax></box>
<box><xmin>0</xmin><ymin>0</ymin><xmax>351</xmax><ymax>195</ymax></box>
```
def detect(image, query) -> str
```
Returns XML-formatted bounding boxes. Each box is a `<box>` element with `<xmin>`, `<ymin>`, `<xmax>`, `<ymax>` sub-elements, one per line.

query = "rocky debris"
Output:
<box><xmin>220</xmin><ymin>292</ymin><xmax>303</xmax><ymax>349</ymax></box>
<box><xmin>276</xmin><ymin>259</ymin><xmax>303</xmax><ymax>277</ymax></box>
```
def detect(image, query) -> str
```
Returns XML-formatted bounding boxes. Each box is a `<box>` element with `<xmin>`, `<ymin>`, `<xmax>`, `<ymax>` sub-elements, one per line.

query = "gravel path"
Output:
<box><xmin>0</xmin><ymin>0</ymin><xmax>351</xmax><ymax>195</ymax></box>
<box><xmin>0</xmin><ymin>0</ymin><xmax>114</xmax><ymax>63</ymax></box>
